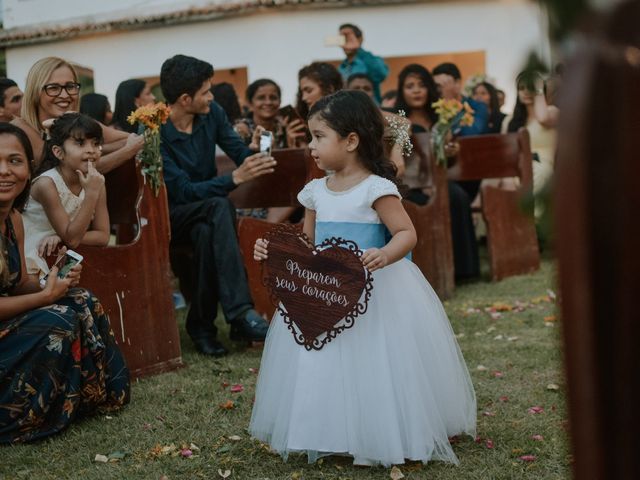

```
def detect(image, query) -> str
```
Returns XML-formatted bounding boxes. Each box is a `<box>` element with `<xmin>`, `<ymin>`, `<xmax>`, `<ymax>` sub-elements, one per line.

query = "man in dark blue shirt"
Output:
<box><xmin>160</xmin><ymin>55</ymin><xmax>276</xmax><ymax>357</ymax></box>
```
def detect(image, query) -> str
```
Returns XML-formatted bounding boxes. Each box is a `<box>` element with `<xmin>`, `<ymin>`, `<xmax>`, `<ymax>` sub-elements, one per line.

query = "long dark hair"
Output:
<box><xmin>112</xmin><ymin>79</ymin><xmax>146</xmax><ymax>132</ymax></box>
<box><xmin>79</xmin><ymin>93</ymin><xmax>111</xmax><ymax>124</ymax></box>
<box><xmin>0</xmin><ymin>122</ymin><xmax>34</xmax><ymax>212</ymax></box>
<box><xmin>473</xmin><ymin>81</ymin><xmax>502</xmax><ymax>131</ymax></box>
<box><xmin>0</xmin><ymin>123</ymin><xmax>34</xmax><ymax>287</ymax></box>
<box><xmin>296</xmin><ymin>62</ymin><xmax>343</xmax><ymax>119</ymax></box>
<box><xmin>507</xmin><ymin>72</ymin><xmax>545</xmax><ymax>132</ymax></box>
<box><xmin>211</xmin><ymin>82</ymin><xmax>242</xmax><ymax>123</ymax></box>
<box><xmin>395</xmin><ymin>64</ymin><xmax>440</xmax><ymax>126</ymax></box>
<box><xmin>38</xmin><ymin>113</ymin><xmax>104</xmax><ymax>175</ymax></box>
<box><xmin>309</xmin><ymin>90</ymin><xmax>400</xmax><ymax>188</ymax></box>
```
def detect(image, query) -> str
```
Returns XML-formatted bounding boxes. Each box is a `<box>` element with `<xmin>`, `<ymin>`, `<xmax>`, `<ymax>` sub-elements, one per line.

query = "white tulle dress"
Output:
<box><xmin>249</xmin><ymin>175</ymin><xmax>476</xmax><ymax>467</ymax></box>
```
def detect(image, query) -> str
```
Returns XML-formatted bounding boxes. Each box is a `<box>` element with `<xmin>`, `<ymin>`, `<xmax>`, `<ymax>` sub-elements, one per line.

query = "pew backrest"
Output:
<box><xmin>449</xmin><ymin>129</ymin><xmax>533</xmax><ymax>189</ymax></box>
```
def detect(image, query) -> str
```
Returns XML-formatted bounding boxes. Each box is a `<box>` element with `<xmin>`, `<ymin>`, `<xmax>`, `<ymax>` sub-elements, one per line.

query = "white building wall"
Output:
<box><xmin>5</xmin><ymin>1</ymin><xmax>549</xmax><ymax>109</ymax></box>
<box><xmin>2</xmin><ymin>0</ymin><xmax>212</xmax><ymax>29</ymax></box>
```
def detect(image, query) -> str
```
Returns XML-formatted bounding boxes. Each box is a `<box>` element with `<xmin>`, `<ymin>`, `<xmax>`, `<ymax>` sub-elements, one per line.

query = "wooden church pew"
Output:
<box><xmin>74</xmin><ymin>158</ymin><xmax>183</xmax><ymax>378</ymax></box>
<box><xmin>450</xmin><ymin>129</ymin><xmax>540</xmax><ymax>280</ymax></box>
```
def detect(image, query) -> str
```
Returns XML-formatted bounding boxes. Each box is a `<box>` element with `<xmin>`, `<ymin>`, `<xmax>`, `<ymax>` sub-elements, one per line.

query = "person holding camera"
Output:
<box><xmin>160</xmin><ymin>55</ymin><xmax>275</xmax><ymax>357</ymax></box>
<box><xmin>337</xmin><ymin>23</ymin><xmax>389</xmax><ymax>104</ymax></box>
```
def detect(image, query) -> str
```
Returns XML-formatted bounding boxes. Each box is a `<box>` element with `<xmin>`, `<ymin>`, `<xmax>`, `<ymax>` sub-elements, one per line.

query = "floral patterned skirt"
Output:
<box><xmin>0</xmin><ymin>288</ymin><xmax>130</xmax><ymax>443</ymax></box>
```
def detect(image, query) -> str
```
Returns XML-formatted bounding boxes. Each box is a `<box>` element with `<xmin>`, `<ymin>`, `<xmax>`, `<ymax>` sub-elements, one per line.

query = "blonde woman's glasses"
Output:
<box><xmin>42</xmin><ymin>82</ymin><xmax>81</xmax><ymax>97</ymax></box>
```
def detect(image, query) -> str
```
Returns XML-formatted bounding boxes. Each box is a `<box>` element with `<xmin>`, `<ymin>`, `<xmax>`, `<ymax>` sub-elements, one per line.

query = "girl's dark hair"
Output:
<box><xmin>309</xmin><ymin>90</ymin><xmax>400</xmax><ymax>187</ymax></box>
<box><xmin>112</xmin><ymin>79</ymin><xmax>146</xmax><ymax>133</ymax></box>
<box><xmin>79</xmin><ymin>93</ymin><xmax>111</xmax><ymax>124</ymax></box>
<box><xmin>296</xmin><ymin>62</ymin><xmax>343</xmax><ymax>119</ymax></box>
<box><xmin>0</xmin><ymin>122</ymin><xmax>34</xmax><ymax>212</ymax></box>
<box><xmin>472</xmin><ymin>81</ymin><xmax>502</xmax><ymax>129</ymax></box>
<box><xmin>395</xmin><ymin>64</ymin><xmax>440</xmax><ymax>126</ymax></box>
<box><xmin>246</xmin><ymin>78</ymin><xmax>281</xmax><ymax>103</ymax></box>
<box><xmin>507</xmin><ymin>72</ymin><xmax>545</xmax><ymax>132</ymax></box>
<box><xmin>38</xmin><ymin>113</ymin><xmax>104</xmax><ymax>175</ymax></box>
<box><xmin>211</xmin><ymin>82</ymin><xmax>242</xmax><ymax>123</ymax></box>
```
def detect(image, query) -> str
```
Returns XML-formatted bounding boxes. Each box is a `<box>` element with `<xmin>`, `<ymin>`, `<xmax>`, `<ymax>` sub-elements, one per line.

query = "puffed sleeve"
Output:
<box><xmin>297</xmin><ymin>179</ymin><xmax>318</xmax><ymax>210</ymax></box>
<box><xmin>367</xmin><ymin>176</ymin><xmax>401</xmax><ymax>206</ymax></box>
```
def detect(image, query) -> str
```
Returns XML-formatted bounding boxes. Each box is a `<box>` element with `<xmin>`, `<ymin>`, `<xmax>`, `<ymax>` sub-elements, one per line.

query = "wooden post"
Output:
<box><xmin>555</xmin><ymin>1</ymin><xmax>640</xmax><ymax>478</ymax></box>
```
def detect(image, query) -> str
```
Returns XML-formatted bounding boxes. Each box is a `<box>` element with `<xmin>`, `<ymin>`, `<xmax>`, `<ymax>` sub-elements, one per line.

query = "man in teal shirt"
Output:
<box><xmin>338</xmin><ymin>23</ymin><xmax>389</xmax><ymax>104</ymax></box>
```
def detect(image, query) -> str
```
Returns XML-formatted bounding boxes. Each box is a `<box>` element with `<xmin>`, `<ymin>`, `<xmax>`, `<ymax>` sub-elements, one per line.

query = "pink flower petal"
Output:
<box><xmin>474</xmin><ymin>436</ymin><xmax>483</xmax><ymax>444</ymax></box>
<box><xmin>493</xmin><ymin>371</ymin><xmax>504</xmax><ymax>378</ymax></box>
<box><xmin>527</xmin><ymin>406</ymin><xmax>544</xmax><ymax>414</ymax></box>
<box><xmin>531</xmin><ymin>435</ymin><xmax>544</xmax><ymax>441</ymax></box>
<box><xmin>499</xmin><ymin>396</ymin><xmax>509</xmax><ymax>402</ymax></box>
<box><xmin>485</xmin><ymin>439</ymin><xmax>494</xmax><ymax>449</ymax></box>
<box><xmin>483</xmin><ymin>411</ymin><xmax>496</xmax><ymax>417</ymax></box>
<box><xmin>181</xmin><ymin>449</ymin><xmax>193</xmax><ymax>458</ymax></box>
<box><xmin>230</xmin><ymin>384</ymin><xmax>244</xmax><ymax>393</ymax></box>
<box><xmin>519</xmin><ymin>455</ymin><xmax>536</xmax><ymax>462</ymax></box>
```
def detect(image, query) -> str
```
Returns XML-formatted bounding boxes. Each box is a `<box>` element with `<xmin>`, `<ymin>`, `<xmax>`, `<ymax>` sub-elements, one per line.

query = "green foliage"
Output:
<box><xmin>538</xmin><ymin>0</ymin><xmax>591</xmax><ymax>41</ymax></box>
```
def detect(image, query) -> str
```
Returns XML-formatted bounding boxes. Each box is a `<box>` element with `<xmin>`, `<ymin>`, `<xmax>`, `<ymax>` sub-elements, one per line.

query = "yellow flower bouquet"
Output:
<box><xmin>431</xmin><ymin>99</ymin><xmax>474</xmax><ymax>165</ymax></box>
<box><xmin>128</xmin><ymin>103</ymin><xmax>171</xmax><ymax>197</ymax></box>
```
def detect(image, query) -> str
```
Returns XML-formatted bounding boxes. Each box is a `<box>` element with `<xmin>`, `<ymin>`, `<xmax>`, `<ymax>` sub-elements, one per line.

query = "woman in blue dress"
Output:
<box><xmin>0</xmin><ymin>123</ymin><xmax>129</xmax><ymax>443</ymax></box>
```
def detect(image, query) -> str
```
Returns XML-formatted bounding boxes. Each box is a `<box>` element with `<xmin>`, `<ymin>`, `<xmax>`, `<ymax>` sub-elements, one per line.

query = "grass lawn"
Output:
<box><xmin>0</xmin><ymin>259</ymin><xmax>569</xmax><ymax>480</ymax></box>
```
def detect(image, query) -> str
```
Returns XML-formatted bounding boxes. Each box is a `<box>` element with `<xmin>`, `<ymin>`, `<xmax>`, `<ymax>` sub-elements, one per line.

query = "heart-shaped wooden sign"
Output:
<box><xmin>262</xmin><ymin>225</ymin><xmax>374</xmax><ymax>350</ymax></box>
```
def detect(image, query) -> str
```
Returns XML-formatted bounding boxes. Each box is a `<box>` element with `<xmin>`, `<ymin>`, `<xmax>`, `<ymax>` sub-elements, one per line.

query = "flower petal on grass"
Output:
<box><xmin>219</xmin><ymin>400</ymin><xmax>235</xmax><ymax>410</ymax></box>
<box><xmin>476</xmin><ymin>365</ymin><xmax>488</xmax><ymax>371</ymax></box>
<box><xmin>493</xmin><ymin>371</ymin><xmax>504</xmax><ymax>378</ymax></box>
<box><xmin>527</xmin><ymin>406</ymin><xmax>544</xmax><ymax>414</ymax></box>
<box><xmin>180</xmin><ymin>448</ymin><xmax>193</xmax><ymax>458</ymax></box>
<box><xmin>519</xmin><ymin>455</ymin><xmax>537</xmax><ymax>462</ymax></box>
<box><xmin>218</xmin><ymin>469</ymin><xmax>232</xmax><ymax>479</ymax></box>
<box><xmin>483</xmin><ymin>411</ymin><xmax>496</xmax><ymax>417</ymax></box>
<box><xmin>499</xmin><ymin>396</ymin><xmax>509</xmax><ymax>402</ymax></box>
<box><xmin>390</xmin><ymin>466</ymin><xmax>405</xmax><ymax>479</ymax></box>
<box><xmin>546</xmin><ymin>383</ymin><xmax>560</xmax><ymax>391</ymax></box>
<box><xmin>94</xmin><ymin>454</ymin><xmax>108</xmax><ymax>463</ymax></box>
<box><xmin>531</xmin><ymin>435</ymin><xmax>544</xmax><ymax>441</ymax></box>
<box><xmin>228</xmin><ymin>435</ymin><xmax>242</xmax><ymax>441</ymax></box>
<box><xmin>485</xmin><ymin>439</ymin><xmax>495</xmax><ymax>449</ymax></box>
<box><xmin>230</xmin><ymin>384</ymin><xmax>244</xmax><ymax>393</ymax></box>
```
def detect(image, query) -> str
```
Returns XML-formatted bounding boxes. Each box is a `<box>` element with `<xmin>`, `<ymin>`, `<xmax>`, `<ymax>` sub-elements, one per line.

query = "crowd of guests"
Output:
<box><xmin>0</xmin><ymin>22</ymin><xmax>558</xmax><ymax>444</ymax></box>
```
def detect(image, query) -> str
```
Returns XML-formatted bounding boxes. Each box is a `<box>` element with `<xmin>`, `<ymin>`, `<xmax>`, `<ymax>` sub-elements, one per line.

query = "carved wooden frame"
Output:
<box><xmin>262</xmin><ymin>224</ymin><xmax>374</xmax><ymax>351</ymax></box>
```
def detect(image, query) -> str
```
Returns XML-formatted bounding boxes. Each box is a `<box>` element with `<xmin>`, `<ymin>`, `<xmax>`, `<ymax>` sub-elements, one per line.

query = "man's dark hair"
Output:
<box><xmin>346</xmin><ymin>73</ymin><xmax>373</xmax><ymax>86</ymax></box>
<box><xmin>433</xmin><ymin>62</ymin><xmax>462</xmax><ymax>80</ymax></box>
<box><xmin>160</xmin><ymin>55</ymin><xmax>214</xmax><ymax>104</ymax></box>
<box><xmin>339</xmin><ymin>23</ymin><xmax>362</xmax><ymax>38</ymax></box>
<box><xmin>0</xmin><ymin>78</ymin><xmax>18</xmax><ymax>107</ymax></box>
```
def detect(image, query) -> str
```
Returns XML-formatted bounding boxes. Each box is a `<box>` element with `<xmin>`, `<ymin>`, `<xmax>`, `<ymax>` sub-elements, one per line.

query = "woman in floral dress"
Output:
<box><xmin>0</xmin><ymin>123</ymin><xmax>129</xmax><ymax>443</ymax></box>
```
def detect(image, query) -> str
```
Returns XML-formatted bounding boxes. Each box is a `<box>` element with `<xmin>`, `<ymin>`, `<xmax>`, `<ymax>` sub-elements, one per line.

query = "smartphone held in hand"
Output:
<box><xmin>278</xmin><ymin>105</ymin><xmax>303</xmax><ymax>123</ymax></box>
<box><xmin>260</xmin><ymin>130</ymin><xmax>273</xmax><ymax>156</ymax></box>
<box><xmin>324</xmin><ymin>34</ymin><xmax>346</xmax><ymax>47</ymax></box>
<box><xmin>40</xmin><ymin>250</ymin><xmax>83</xmax><ymax>287</ymax></box>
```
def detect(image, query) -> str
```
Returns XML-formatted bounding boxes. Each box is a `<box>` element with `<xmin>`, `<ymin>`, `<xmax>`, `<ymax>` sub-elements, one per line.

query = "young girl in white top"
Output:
<box><xmin>22</xmin><ymin>112</ymin><xmax>108</xmax><ymax>276</ymax></box>
<box><xmin>251</xmin><ymin>90</ymin><xmax>476</xmax><ymax>467</ymax></box>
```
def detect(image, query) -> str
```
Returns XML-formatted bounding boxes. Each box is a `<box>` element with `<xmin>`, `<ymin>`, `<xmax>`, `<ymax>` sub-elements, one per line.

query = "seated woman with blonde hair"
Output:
<box><xmin>12</xmin><ymin>57</ymin><xmax>143</xmax><ymax>173</ymax></box>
